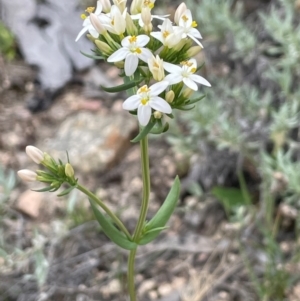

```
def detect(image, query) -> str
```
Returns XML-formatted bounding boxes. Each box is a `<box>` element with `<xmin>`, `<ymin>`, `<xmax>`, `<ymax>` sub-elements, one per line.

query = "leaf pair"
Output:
<box><xmin>89</xmin><ymin>176</ymin><xmax>180</xmax><ymax>250</ymax></box>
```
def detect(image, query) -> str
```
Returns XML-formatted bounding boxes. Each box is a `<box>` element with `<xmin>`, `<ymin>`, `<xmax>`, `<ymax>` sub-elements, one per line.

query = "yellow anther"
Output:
<box><xmin>129</xmin><ymin>36</ymin><xmax>137</xmax><ymax>43</ymax></box>
<box><xmin>135</xmin><ymin>48</ymin><xmax>142</xmax><ymax>54</ymax></box>
<box><xmin>141</xmin><ymin>98</ymin><xmax>149</xmax><ymax>105</ymax></box>
<box><xmin>163</xmin><ymin>31</ymin><xmax>170</xmax><ymax>38</ymax></box>
<box><xmin>192</xmin><ymin>20</ymin><xmax>197</xmax><ymax>28</ymax></box>
<box><xmin>139</xmin><ymin>85</ymin><xmax>150</xmax><ymax>93</ymax></box>
<box><xmin>85</xmin><ymin>7</ymin><xmax>95</xmax><ymax>13</ymax></box>
<box><xmin>81</xmin><ymin>13</ymin><xmax>87</xmax><ymax>20</ymax></box>
<box><xmin>111</xmin><ymin>19</ymin><xmax>115</xmax><ymax>25</ymax></box>
<box><xmin>191</xmin><ymin>67</ymin><xmax>197</xmax><ymax>73</ymax></box>
<box><xmin>182</xmin><ymin>15</ymin><xmax>189</xmax><ymax>22</ymax></box>
<box><xmin>180</xmin><ymin>61</ymin><xmax>193</xmax><ymax>67</ymax></box>
<box><xmin>153</xmin><ymin>61</ymin><xmax>159</xmax><ymax>68</ymax></box>
<box><xmin>144</xmin><ymin>0</ymin><xmax>154</xmax><ymax>9</ymax></box>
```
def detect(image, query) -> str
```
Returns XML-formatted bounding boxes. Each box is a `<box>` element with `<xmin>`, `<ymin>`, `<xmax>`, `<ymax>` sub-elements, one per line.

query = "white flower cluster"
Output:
<box><xmin>76</xmin><ymin>0</ymin><xmax>210</xmax><ymax>126</ymax></box>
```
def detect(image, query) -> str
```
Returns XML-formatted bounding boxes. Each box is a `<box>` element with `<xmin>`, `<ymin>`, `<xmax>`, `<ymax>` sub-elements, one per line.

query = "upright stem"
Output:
<box><xmin>128</xmin><ymin>136</ymin><xmax>151</xmax><ymax>301</ymax></box>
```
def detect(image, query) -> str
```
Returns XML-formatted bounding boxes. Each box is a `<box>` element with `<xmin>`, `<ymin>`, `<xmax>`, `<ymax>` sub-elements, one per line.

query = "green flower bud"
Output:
<box><xmin>95</xmin><ymin>40</ymin><xmax>113</xmax><ymax>55</ymax></box>
<box><xmin>186</xmin><ymin>46</ymin><xmax>202</xmax><ymax>58</ymax></box>
<box><xmin>166</xmin><ymin>90</ymin><xmax>175</xmax><ymax>103</ymax></box>
<box><xmin>154</xmin><ymin>111</ymin><xmax>163</xmax><ymax>119</ymax></box>
<box><xmin>65</xmin><ymin>163</ymin><xmax>75</xmax><ymax>178</ymax></box>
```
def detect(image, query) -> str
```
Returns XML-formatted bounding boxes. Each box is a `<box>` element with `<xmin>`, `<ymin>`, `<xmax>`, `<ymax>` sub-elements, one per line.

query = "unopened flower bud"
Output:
<box><xmin>130</xmin><ymin>0</ymin><xmax>143</xmax><ymax>14</ymax></box>
<box><xmin>100</xmin><ymin>0</ymin><xmax>111</xmax><ymax>13</ymax></box>
<box><xmin>114</xmin><ymin>61</ymin><xmax>124</xmax><ymax>68</ymax></box>
<box><xmin>148</xmin><ymin>55</ymin><xmax>165</xmax><ymax>81</ymax></box>
<box><xmin>186</xmin><ymin>46</ymin><xmax>202</xmax><ymax>58</ymax></box>
<box><xmin>154</xmin><ymin>111</ymin><xmax>162</xmax><ymax>119</ymax></box>
<box><xmin>125</xmin><ymin>13</ymin><xmax>138</xmax><ymax>36</ymax></box>
<box><xmin>174</xmin><ymin>2</ymin><xmax>187</xmax><ymax>25</ymax></box>
<box><xmin>90</xmin><ymin>13</ymin><xmax>107</xmax><ymax>34</ymax></box>
<box><xmin>95</xmin><ymin>40</ymin><xmax>113</xmax><ymax>55</ymax></box>
<box><xmin>113</xmin><ymin>0</ymin><xmax>127</xmax><ymax>12</ymax></box>
<box><xmin>141</xmin><ymin>7</ymin><xmax>152</xmax><ymax>32</ymax></box>
<box><xmin>182</xmin><ymin>88</ymin><xmax>194</xmax><ymax>99</ymax></box>
<box><xmin>166</xmin><ymin>90</ymin><xmax>175</xmax><ymax>103</ymax></box>
<box><xmin>65</xmin><ymin>163</ymin><xmax>75</xmax><ymax>178</ymax></box>
<box><xmin>26</xmin><ymin>145</ymin><xmax>44</xmax><ymax>164</ymax></box>
<box><xmin>18</xmin><ymin>169</ymin><xmax>37</xmax><ymax>182</ymax></box>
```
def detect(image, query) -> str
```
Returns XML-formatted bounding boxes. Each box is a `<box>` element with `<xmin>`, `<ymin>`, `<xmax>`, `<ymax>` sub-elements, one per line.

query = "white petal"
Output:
<box><xmin>121</xmin><ymin>36</ymin><xmax>131</xmax><ymax>47</ymax></box>
<box><xmin>150</xmin><ymin>97</ymin><xmax>172</xmax><ymax>114</ymax></box>
<box><xmin>164</xmin><ymin>73</ymin><xmax>182</xmax><ymax>85</ymax></box>
<box><xmin>189</xmin><ymin>27</ymin><xmax>202</xmax><ymax>39</ymax></box>
<box><xmin>187</xmin><ymin>34</ymin><xmax>203</xmax><ymax>48</ymax></box>
<box><xmin>149</xmin><ymin>81</ymin><xmax>169</xmax><ymax>96</ymax></box>
<box><xmin>107</xmin><ymin>48</ymin><xmax>129</xmax><ymax>62</ymax></box>
<box><xmin>150</xmin><ymin>32</ymin><xmax>164</xmax><ymax>44</ymax></box>
<box><xmin>137</xmin><ymin>48</ymin><xmax>153</xmax><ymax>62</ymax></box>
<box><xmin>138</xmin><ymin>105</ymin><xmax>152</xmax><ymax>126</ymax></box>
<box><xmin>136</xmin><ymin>35</ymin><xmax>150</xmax><ymax>47</ymax></box>
<box><xmin>125</xmin><ymin>54</ymin><xmax>139</xmax><ymax>76</ymax></box>
<box><xmin>123</xmin><ymin>95</ymin><xmax>141</xmax><ymax>110</ymax></box>
<box><xmin>89</xmin><ymin>28</ymin><xmax>99</xmax><ymax>38</ymax></box>
<box><xmin>183</xmin><ymin>77</ymin><xmax>198</xmax><ymax>90</ymax></box>
<box><xmin>163</xmin><ymin>62</ymin><xmax>181</xmax><ymax>74</ymax></box>
<box><xmin>75</xmin><ymin>26</ymin><xmax>88</xmax><ymax>41</ymax></box>
<box><xmin>95</xmin><ymin>1</ymin><xmax>103</xmax><ymax>15</ymax></box>
<box><xmin>189</xmin><ymin>74</ymin><xmax>211</xmax><ymax>87</ymax></box>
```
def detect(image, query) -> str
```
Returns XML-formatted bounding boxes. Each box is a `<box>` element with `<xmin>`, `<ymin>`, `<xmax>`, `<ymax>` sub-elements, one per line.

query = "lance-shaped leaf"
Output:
<box><xmin>101</xmin><ymin>78</ymin><xmax>143</xmax><ymax>93</ymax></box>
<box><xmin>138</xmin><ymin>176</ymin><xmax>180</xmax><ymax>245</ymax></box>
<box><xmin>80</xmin><ymin>51</ymin><xmax>104</xmax><ymax>60</ymax></box>
<box><xmin>32</xmin><ymin>186</ymin><xmax>54</xmax><ymax>193</ymax></box>
<box><xmin>131</xmin><ymin>119</ymin><xmax>156</xmax><ymax>143</ymax></box>
<box><xmin>57</xmin><ymin>185</ymin><xmax>76</xmax><ymax>197</ymax></box>
<box><xmin>89</xmin><ymin>199</ymin><xmax>137</xmax><ymax>250</ymax></box>
<box><xmin>186</xmin><ymin>94</ymin><xmax>206</xmax><ymax>105</ymax></box>
<box><xmin>150</xmin><ymin>120</ymin><xmax>169</xmax><ymax>135</ymax></box>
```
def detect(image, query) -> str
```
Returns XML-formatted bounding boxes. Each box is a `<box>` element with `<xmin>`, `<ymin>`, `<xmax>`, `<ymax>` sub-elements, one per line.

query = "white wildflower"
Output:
<box><xmin>164</xmin><ymin>59</ymin><xmax>211</xmax><ymax>91</ymax></box>
<box><xmin>107</xmin><ymin>35</ymin><xmax>152</xmax><ymax>76</ymax></box>
<box><xmin>123</xmin><ymin>82</ymin><xmax>171</xmax><ymax>126</ymax></box>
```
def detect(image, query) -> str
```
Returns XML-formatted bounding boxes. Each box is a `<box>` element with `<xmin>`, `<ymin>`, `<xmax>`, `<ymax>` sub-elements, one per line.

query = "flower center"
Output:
<box><xmin>163</xmin><ymin>30</ymin><xmax>170</xmax><ymax>38</ymax></box>
<box><xmin>141</xmin><ymin>97</ymin><xmax>149</xmax><ymax>105</ymax></box>
<box><xmin>129</xmin><ymin>36</ymin><xmax>137</xmax><ymax>43</ymax></box>
<box><xmin>85</xmin><ymin>7</ymin><xmax>95</xmax><ymax>13</ymax></box>
<box><xmin>182</xmin><ymin>15</ymin><xmax>189</xmax><ymax>22</ymax></box>
<box><xmin>139</xmin><ymin>85</ymin><xmax>151</xmax><ymax>93</ymax></box>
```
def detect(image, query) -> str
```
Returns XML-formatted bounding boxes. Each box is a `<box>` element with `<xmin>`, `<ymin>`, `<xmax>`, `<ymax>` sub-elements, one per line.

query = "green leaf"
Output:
<box><xmin>89</xmin><ymin>199</ymin><xmax>137</xmax><ymax>250</ymax></box>
<box><xmin>80</xmin><ymin>50</ymin><xmax>104</xmax><ymax>60</ymax></box>
<box><xmin>131</xmin><ymin>119</ymin><xmax>156</xmax><ymax>143</ymax></box>
<box><xmin>187</xmin><ymin>94</ymin><xmax>206</xmax><ymax>105</ymax></box>
<box><xmin>57</xmin><ymin>185</ymin><xmax>76</xmax><ymax>197</ymax></box>
<box><xmin>212</xmin><ymin>187</ymin><xmax>247</xmax><ymax>211</ymax></box>
<box><xmin>101</xmin><ymin>78</ymin><xmax>143</xmax><ymax>93</ymax></box>
<box><xmin>150</xmin><ymin>120</ymin><xmax>169</xmax><ymax>135</ymax></box>
<box><xmin>139</xmin><ymin>176</ymin><xmax>180</xmax><ymax>245</ymax></box>
<box><xmin>32</xmin><ymin>186</ymin><xmax>54</xmax><ymax>192</ymax></box>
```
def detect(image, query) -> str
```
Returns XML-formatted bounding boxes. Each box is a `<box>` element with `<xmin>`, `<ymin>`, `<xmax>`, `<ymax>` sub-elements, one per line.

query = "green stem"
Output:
<box><xmin>128</xmin><ymin>136</ymin><xmax>151</xmax><ymax>301</ymax></box>
<box><xmin>77</xmin><ymin>183</ymin><xmax>132</xmax><ymax>240</ymax></box>
<box><xmin>128</xmin><ymin>248</ymin><xmax>137</xmax><ymax>301</ymax></box>
<box><xmin>133</xmin><ymin>136</ymin><xmax>151</xmax><ymax>240</ymax></box>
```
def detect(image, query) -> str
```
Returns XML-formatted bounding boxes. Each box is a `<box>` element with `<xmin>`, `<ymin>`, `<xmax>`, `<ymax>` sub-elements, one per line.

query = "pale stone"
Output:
<box><xmin>138</xmin><ymin>279</ymin><xmax>156</xmax><ymax>295</ymax></box>
<box><xmin>158</xmin><ymin>283</ymin><xmax>173</xmax><ymax>296</ymax></box>
<box><xmin>16</xmin><ymin>189</ymin><xmax>43</xmax><ymax>218</ymax></box>
<box><xmin>41</xmin><ymin>111</ymin><xmax>137</xmax><ymax>173</ymax></box>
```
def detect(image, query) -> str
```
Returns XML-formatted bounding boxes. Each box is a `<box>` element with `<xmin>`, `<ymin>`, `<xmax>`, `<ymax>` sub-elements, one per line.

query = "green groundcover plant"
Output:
<box><xmin>18</xmin><ymin>1</ymin><xmax>211</xmax><ymax>299</ymax></box>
